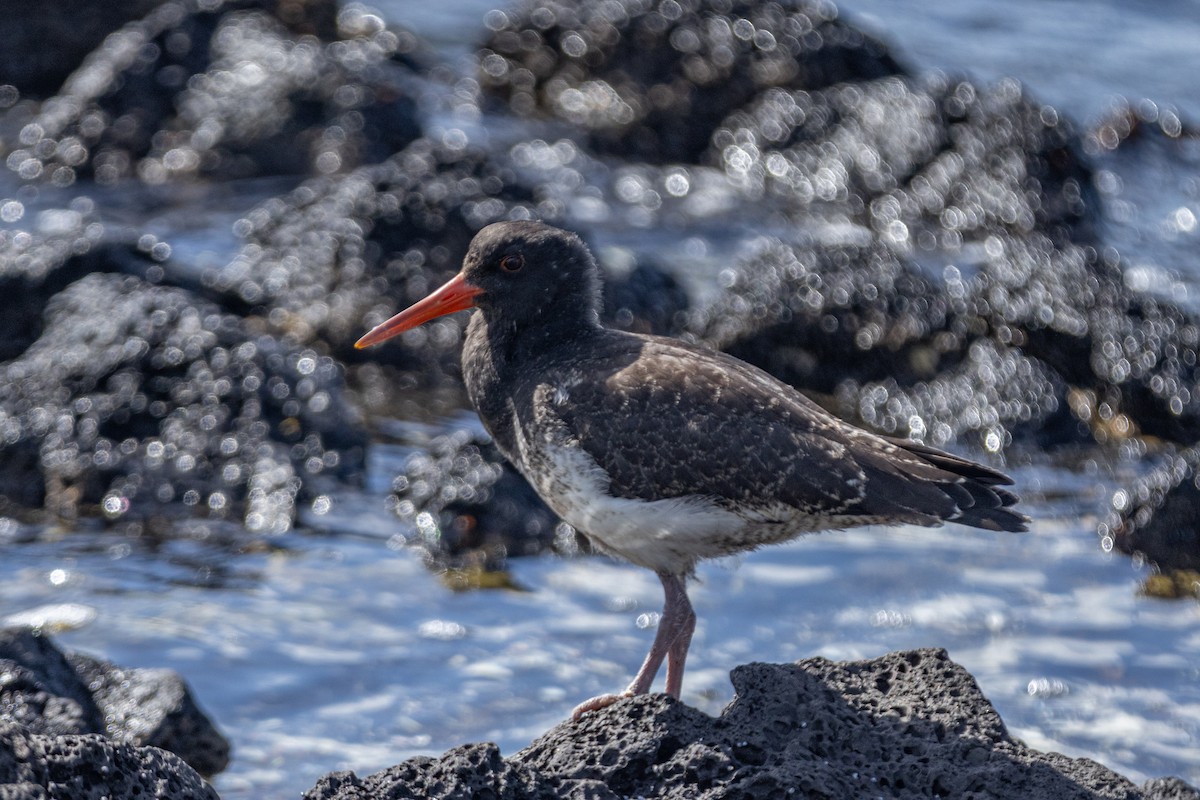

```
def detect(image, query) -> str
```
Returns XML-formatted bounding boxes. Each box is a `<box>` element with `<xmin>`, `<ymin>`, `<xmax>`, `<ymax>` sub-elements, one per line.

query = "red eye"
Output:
<box><xmin>500</xmin><ymin>254</ymin><xmax>524</xmax><ymax>273</ymax></box>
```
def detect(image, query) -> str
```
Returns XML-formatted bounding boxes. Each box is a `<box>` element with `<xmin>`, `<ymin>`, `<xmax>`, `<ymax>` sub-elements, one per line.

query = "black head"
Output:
<box><xmin>461</xmin><ymin>220</ymin><xmax>602</xmax><ymax>331</ymax></box>
<box><xmin>355</xmin><ymin>220</ymin><xmax>602</xmax><ymax>349</ymax></box>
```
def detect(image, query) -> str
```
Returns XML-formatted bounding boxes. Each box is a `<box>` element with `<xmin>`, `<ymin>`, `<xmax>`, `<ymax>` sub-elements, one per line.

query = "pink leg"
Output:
<box><xmin>572</xmin><ymin>572</ymin><xmax>695</xmax><ymax>720</ymax></box>
<box><xmin>663</xmin><ymin>573</ymin><xmax>696</xmax><ymax>699</ymax></box>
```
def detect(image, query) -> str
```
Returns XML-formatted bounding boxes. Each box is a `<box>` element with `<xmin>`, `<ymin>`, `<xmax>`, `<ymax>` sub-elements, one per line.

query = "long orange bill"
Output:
<box><xmin>355</xmin><ymin>273</ymin><xmax>483</xmax><ymax>349</ymax></box>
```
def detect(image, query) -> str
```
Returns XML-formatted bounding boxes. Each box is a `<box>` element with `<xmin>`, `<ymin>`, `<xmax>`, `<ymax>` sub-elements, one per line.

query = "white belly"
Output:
<box><xmin>514</xmin><ymin>424</ymin><xmax>804</xmax><ymax>574</ymax></box>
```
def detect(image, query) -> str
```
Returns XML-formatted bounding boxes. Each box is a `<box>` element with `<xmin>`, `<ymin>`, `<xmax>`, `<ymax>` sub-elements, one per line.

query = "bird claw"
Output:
<box><xmin>570</xmin><ymin>690</ymin><xmax>634</xmax><ymax>721</ymax></box>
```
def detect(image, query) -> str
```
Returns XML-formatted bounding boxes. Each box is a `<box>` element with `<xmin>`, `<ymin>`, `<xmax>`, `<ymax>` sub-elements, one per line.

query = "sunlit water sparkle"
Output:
<box><xmin>2</xmin><ymin>0</ymin><xmax>1199</xmax><ymax>797</ymax></box>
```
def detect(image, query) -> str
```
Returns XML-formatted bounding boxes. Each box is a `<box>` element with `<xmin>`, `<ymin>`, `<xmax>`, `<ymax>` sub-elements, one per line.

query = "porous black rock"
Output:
<box><xmin>0</xmin><ymin>0</ymin><xmax>165</xmax><ymax>98</ymax></box>
<box><xmin>1143</xmin><ymin>778</ymin><xmax>1200</xmax><ymax>800</ymax></box>
<box><xmin>691</xmin><ymin>237</ymin><xmax>1075</xmax><ymax>449</ymax></box>
<box><xmin>713</xmin><ymin>74</ymin><xmax>1096</xmax><ymax>242</ymax></box>
<box><xmin>302</xmin><ymin>649</ymin><xmax>1198</xmax><ymax>799</ymax></box>
<box><xmin>0</xmin><ymin>628</ymin><xmax>101</xmax><ymax>738</ymax></box>
<box><xmin>65</xmin><ymin>652</ymin><xmax>231</xmax><ymax>778</ymax></box>
<box><xmin>479</xmin><ymin>0</ymin><xmax>902</xmax><ymax>163</ymax></box>
<box><xmin>389</xmin><ymin>426</ymin><xmax>563</xmax><ymax>573</ymax></box>
<box><xmin>0</xmin><ymin>721</ymin><xmax>220</xmax><ymax>800</ymax></box>
<box><xmin>842</xmin><ymin>338</ymin><xmax>1072</xmax><ymax>450</ymax></box>
<box><xmin>0</xmin><ymin>271</ymin><xmax>365</xmax><ymax>528</ymax></box>
<box><xmin>0</xmin><ymin>201</ymin><xmax>110</xmax><ymax>364</ymax></box>
<box><xmin>602</xmin><ymin>257</ymin><xmax>690</xmax><ymax>336</ymax></box>
<box><xmin>2</xmin><ymin>0</ymin><xmax>423</xmax><ymax>187</ymax></box>
<box><xmin>0</xmin><ymin>626</ymin><xmax>229</xmax><ymax>779</ymax></box>
<box><xmin>693</xmin><ymin>216</ymin><xmax>1200</xmax><ymax>452</ymax></box>
<box><xmin>694</xmin><ymin>239</ymin><xmax>962</xmax><ymax>393</ymax></box>
<box><xmin>972</xmin><ymin>236</ymin><xmax>1200</xmax><ymax>449</ymax></box>
<box><xmin>305</xmin><ymin>742</ymin><xmax>555</xmax><ymax>800</ymax></box>
<box><xmin>1101</xmin><ymin>446</ymin><xmax>1200</xmax><ymax>574</ymax></box>
<box><xmin>222</xmin><ymin>138</ymin><xmax>539</xmax><ymax>373</ymax></box>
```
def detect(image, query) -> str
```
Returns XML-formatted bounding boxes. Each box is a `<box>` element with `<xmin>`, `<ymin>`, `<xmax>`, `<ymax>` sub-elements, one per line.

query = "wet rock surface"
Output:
<box><xmin>389</xmin><ymin>426</ymin><xmax>564</xmax><ymax>574</ymax></box>
<box><xmin>693</xmin><ymin>217</ymin><xmax>1200</xmax><ymax>461</ymax></box>
<box><xmin>695</xmin><ymin>239</ymin><xmax>963</xmax><ymax>394</ymax></box>
<box><xmin>2</xmin><ymin>0</ymin><xmax>1200</xmax><ymax>792</ymax></box>
<box><xmin>691</xmin><ymin>234</ymin><xmax>1090</xmax><ymax>449</ymax></box>
<box><xmin>302</xmin><ymin>649</ymin><xmax>1199</xmax><ymax>800</ymax></box>
<box><xmin>479</xmin><ymin>0</ymin><xmax>902</xmax><ymax>163</ymax></box>
<box><xmin>712</xmin><ymin>75</ymin><xmax>1095</xmax><ymax>241</ymax></box>
<box><xmin>0</xmin><ymin>0</ymin><xmax>166</xmax><ymax>98</ymax></box>
<box><xmin>0</xmin><ymin>721</ymin><xmax>220</xmax><ymax>800</ymax></box>
<box><xmin>0</xmin><ymin>271</ymin><xmax>364</xmax><ymax>529</ymax></box>
<box><xmin>1102</xmin><ymin>446</ymin><xmax>1200</xmax><ymax>574</ymax></box>
<box><xmin>0</xmin><ymin>201</ymin><xmax>115</xmax><ymax>364</ymax></box>
<box><xmin>0</xmin><ymin>626</ymin><xmax>229</xmax><ymax>779</ymax></box>
<box><xmin>0</xmin><ymin>0</ymin><xmax>1194</xmax><ymax>572</ymax></box>
<box><xmin>221</xmin><ymin>138</ymin><xmax>538</xmax><ymax>368</ymax></box>
<box><xmin>0</xmin><ymin>0</ymin><xmax>421</xmax><ymax>186</ymax></box>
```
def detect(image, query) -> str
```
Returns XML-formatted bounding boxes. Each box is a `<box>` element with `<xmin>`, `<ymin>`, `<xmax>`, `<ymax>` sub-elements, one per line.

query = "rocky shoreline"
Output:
<box><xmin>1</xmin><ymin>0</ymin><xmax>1196</xmax><ymax>574</ymax></box>
<box><xmin>4</xmin><ymin>628</ymin><xmax>1196</xmax><ymax>799</ymax></box>
<box><xmin>0</xmin><ymin>626</ymin><xmax>226</xmax><ymax>798</ymax></box>
<box><xmin>3</xmin><ymin>0</ymin><xmax>1200</xmax><ymax>795</ymax></box>
<box><xmin>307</xmin><ymin>649</ymin><xmax>1199</xmax><ymax>800</ymax></box>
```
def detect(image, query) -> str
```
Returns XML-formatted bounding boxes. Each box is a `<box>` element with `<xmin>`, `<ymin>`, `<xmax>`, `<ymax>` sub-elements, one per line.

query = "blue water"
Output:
<box><xmin>2</xmin><ymin>2</ymin><xmax>1200</xmax><ymax>798</ymax></box>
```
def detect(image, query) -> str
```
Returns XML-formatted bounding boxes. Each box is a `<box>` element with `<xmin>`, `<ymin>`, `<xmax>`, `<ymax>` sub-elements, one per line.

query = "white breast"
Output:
<box><xmin>512</xmin><ymin>413</ymin><xmax>811</xmax><ymax>574</ymax></box>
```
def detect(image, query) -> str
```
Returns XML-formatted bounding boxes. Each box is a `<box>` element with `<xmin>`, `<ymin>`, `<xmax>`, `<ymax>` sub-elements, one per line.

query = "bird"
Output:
<box><xmin>356</xmin><ymin>220</ymin><xmax>1028</xmax><ymax>719</ymax></box>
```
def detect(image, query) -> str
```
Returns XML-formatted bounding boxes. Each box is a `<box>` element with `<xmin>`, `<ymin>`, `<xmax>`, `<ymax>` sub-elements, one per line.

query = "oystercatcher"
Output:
<box><xmin>357</xmin><ymin>220</ymin><xmax>1028</xmax><ymax>718</ymax></box>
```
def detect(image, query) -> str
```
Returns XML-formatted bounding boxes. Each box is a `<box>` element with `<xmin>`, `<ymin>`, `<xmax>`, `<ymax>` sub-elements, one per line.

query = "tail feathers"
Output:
<box><xmin>951</xmin><ymin>481</ymin><xmax>1028</xmax><ymax>532</ymax></box>
<box><xmin>864</xmin><ymin>435</ymin><xmax>1029</xmax><ymax>533</ymax></box>
<box><xmin>889</xmin><ymin>438</ymin><xmax>1015</xmax><ymax>487</ymax></box>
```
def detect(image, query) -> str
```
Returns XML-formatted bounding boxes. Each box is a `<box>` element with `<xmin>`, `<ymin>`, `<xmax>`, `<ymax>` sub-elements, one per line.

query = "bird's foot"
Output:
<box><xmin>570</xmin><ymin>690</ymin><xmax>633</xmax><ymax>721</ymax></box>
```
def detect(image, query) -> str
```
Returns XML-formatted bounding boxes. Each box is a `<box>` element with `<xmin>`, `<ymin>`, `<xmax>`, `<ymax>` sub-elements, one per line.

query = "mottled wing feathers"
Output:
<box><xmin>542</xmin><ymin>339</ymin><xmax>861</xmax><ymax>515</ymax></box>
<box><xmin>535</xmin><ymin>333</ymin><xmax>1027</xmax><ymax>533</ymax></box>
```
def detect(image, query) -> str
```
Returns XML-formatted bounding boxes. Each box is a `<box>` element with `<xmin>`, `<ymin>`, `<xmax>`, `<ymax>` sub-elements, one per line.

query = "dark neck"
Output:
<box><xmin>461</xmin><ymin>308</ymin><xmax>604</xmax><ymax>457</ymax></box>
<box><xmin>470</xmin><ymin>304</ymin><xmax>603</xmax><ymax>378</ymax></box>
